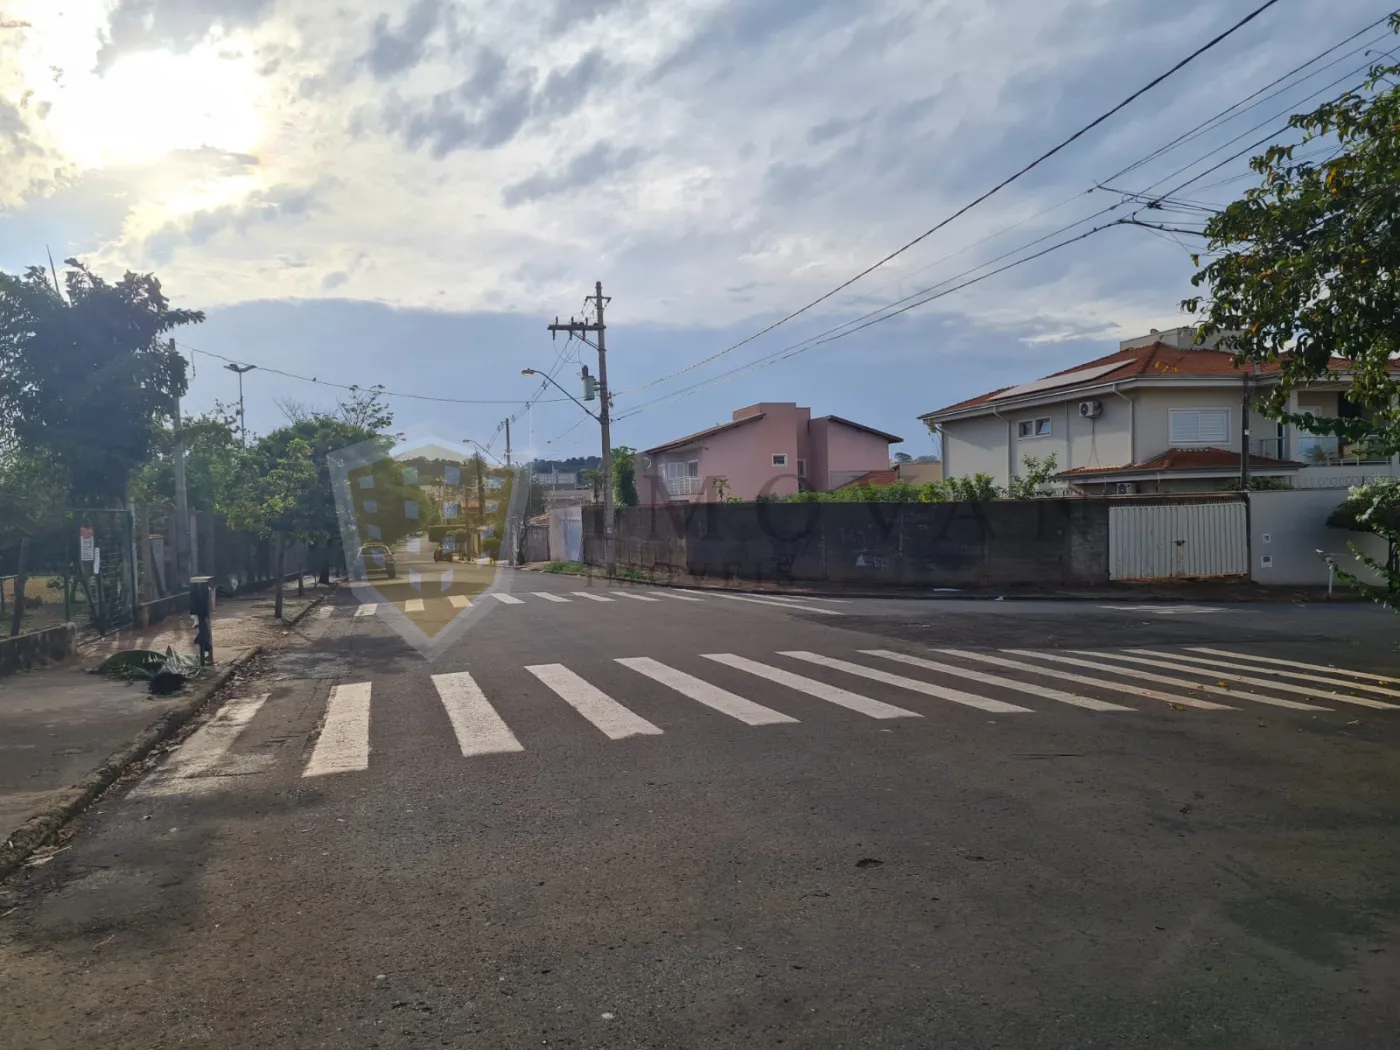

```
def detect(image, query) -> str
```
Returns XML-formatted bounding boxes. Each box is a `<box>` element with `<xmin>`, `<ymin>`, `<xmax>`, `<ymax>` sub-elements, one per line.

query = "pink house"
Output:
<box><xmin>639</xmin><ymin>402</ymin><xmax>903</xmax><ymax>503</ymax></box>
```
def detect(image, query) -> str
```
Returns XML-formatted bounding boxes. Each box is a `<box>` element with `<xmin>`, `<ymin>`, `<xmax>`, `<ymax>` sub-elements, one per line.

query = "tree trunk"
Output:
<box><xmin>274</xmin><ymin>537</ymin><xmax>286</xmax><ymax>620</ymax></box>
<box><xmin>9</xmin><ymin>535</ymin><xmax>30</xmax><ymax>637</ymax></box>
<box><xmin>318</xmin><ymin>546</ymin><xmax>331</xmax><ymax>586</ymax></box>
<box><xmin>297</xmin><ymin>543</ymin><xmax>306</xmax><ymax>597</ymax></box>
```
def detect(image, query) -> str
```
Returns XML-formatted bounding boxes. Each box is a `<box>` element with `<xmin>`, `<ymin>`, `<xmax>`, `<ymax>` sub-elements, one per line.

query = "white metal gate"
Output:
<box><xmin>1109</xmin><ymin>500</ymin><xmax>1248</xmax><ymax>581</ymax></box>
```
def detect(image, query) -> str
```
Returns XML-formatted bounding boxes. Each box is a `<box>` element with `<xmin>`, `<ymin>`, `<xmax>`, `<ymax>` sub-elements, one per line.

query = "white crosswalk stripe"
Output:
<box><xmin>353</xmin><ymin>603</ymin><xmax>377</xmax><ymax>618</ymax></box>
<box><xmin>433</xmin><ymin>671</ymin><xmax>525</xmax><ymax>756</ymax></box>
<box><xmin>164</xmin><ymin>644</ymin><xmax>1400</xmax><ymax>793</ymax></box>
<box><xmin>703</xmin><ymin>653</ymin><xmax>921</xmax><ymax>720</ymax></box>
<box><xmin>709</xmin><ymin>593</ymin><xmax>840</xmax><ymax>614</ymax></box>
<box><xmin>936</xmin><ymin>649</ymin><xmax>1229</xmax><ymax>710</ymax></box>
<box><xmin>1187</xmin><ymin>647</ymin><xmax>1400</xmax><ymax>686</ymax></box>
<box><xmin>1091</xmin><ymin>650</ymin><xmax>1400</xmax><ymax>710</ymax></box>
<box><xmin>317</xmin><ymin>606</ymin><xmax>335</xmax><ymax>619</ymax></box>
<box><xmin>655</xmin><ymin>591</ymin><xmax>704</xmax><ymax>602</ymax></box>
<box><xmin>304</xmin><ymin>682</ymin><xmax>372</xmax><ymax>776</ymax></box>
<box><xmin>404</xmin><ymin>598</ymin><xmax>425</xmax><ymax>613</ymax></box>
<box><xmin>616</xmin><ymin>657</ymin><xmax>799</xmax><ymax>726</ymax></box>
<box><xmin>864</xmin><ymin>650</ymin><xmax>1132</xmax><ymax>712</ymax></box>
<box><xmin>780</xmin><ymin>651</ymin><xmax>1031</xmax><ymax>713</ymax></box>
<box><xmin>532</xmin><ymin>592</ymin><xmax>572</xmax><ymax>603</ymax></box>
<box><xmin>615</xmin><ymin>592</ymin><xmax>662</xmax><ymax>603</ymax></box>
<box><xmin>135</xmin><ymin>693</ymin><xmax>271</xmax><ymax>797</ymax></box>
<box><xmin>1168</xmin><ymin>648</ymin><xmax>1400</xmax><ymax>699</ymax></box>
<box><xmin>448</xmin><ymin>595</ymin><xmax>470</xmax><ymax>608</ymax></box>
<box><xmin>571</xmin><ymin>592</ymin><xmax>615</xmax><ymax>602</ymax></box>
<box><xmin>527</xmin><ymin>664</ymin><xmax>664</xmax><ymax>740</ymax></box>
<box><xmin>491</xmin><ymin>593</ymin><xmax>525</xmax><ymax>605</ymax></box>
<box><xmin>1008</xmin><ymin>650</ymin><xmax>1324</xmax><ymax>711</ymax></box>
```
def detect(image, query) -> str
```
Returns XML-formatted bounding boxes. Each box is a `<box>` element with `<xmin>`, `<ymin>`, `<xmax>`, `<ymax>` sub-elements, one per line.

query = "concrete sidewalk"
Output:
<box><xmin>0</xmin><ymin>587</ymin><xmax>326</xmax><ymax>859</ymax></box>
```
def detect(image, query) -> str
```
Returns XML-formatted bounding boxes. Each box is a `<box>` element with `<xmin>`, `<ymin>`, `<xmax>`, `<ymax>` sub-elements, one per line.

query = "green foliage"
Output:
<box><xmin>1006</xmin><ymin>455</ymin><xmax>1058</xmax><ymax>499</ymax></box>
<box><xmin>0</xmin><ymin>449</ymin><xmax>66</xmax><ymax>547</ymax></box>
<box><xmin>1221</xmin><ymin>476</ymin><xmax>1293</xmax><ymax>491</ymax></box>
<box><xmin>1327</xmin><ymin>479</ymin><xmax>1399</xmax><ymax>608</ymax></box>
<box><xmin>481</xmin><ymin>536</ymin><xmax>502</xmax><ymax>560</ymax></box>
<box><xmin>129</xmin><ymin>406</ymin><xmax>243</xmax><ymax>511</ymax></box>
<box><xmin>712</xmin><ymin>476</ymin><xmax>730</xmax><ymax>501</ymax></box>
<box><xmin>581</xmin><ymin>468</ymin><xmax>603</xmax><ymax>501</ymax></box>
<box><xmin>942</xmin><ymin>473</ymin><xmax>1003</xmax><ymax>502</ymax></box>
<box><xmin>1184</xmin><ymin>18</ymin><xmax>1400</xmax><ymax>458</ymax></box>
<box><xmin>612</xmin><ymin>446</ymin><xmax>639</xmax><ymax>508</ymax></box>
<box><xmin>0</xmin><ymin>263</ymin><xmax>203</xmax><ymax>504</ymax></box>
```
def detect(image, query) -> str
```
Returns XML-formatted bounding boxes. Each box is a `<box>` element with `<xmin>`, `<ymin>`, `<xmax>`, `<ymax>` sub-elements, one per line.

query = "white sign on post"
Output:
<box><xmin>79</xmin><ymin>527</ymin><xmax>94</xmax><ymax>562</ymax></box>
<box><xmin>92</xmin><ymin>547</ymin><xmax>101</xmax><ymax>575</ymax></box>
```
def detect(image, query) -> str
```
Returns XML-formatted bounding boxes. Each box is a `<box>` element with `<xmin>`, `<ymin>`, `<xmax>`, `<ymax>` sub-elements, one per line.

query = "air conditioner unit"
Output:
<box><xmin>1079</xmin><ymin>400</ymin><xmax>1103</xmax><ymax>419</ymax></box>
<box><xmin>1114</xmin><ymin>481</ymin><xmax>1138</xmax><ymax>495</ymax></box>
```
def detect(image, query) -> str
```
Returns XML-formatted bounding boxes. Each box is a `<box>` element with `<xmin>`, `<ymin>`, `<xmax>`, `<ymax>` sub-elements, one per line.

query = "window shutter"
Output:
<box><xmin>1170</xmin><ymin>409</ymin><xmax>1229</xmax><ymax>444</ymax></box>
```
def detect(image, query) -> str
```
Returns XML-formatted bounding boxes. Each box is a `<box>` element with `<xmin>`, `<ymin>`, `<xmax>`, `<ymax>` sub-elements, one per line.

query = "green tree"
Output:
<box><xmin>0</xmin><ymin>261</ymin><xmax>203</xmax><ymax>505</ymax></box>
<box><xmin>1184</xmin><ymin>22</ymin><xmax>1400</xmax><ymax>601</ymax></box>
<box><xmin>220</xmin><ymin>437</ymin><xmax>318</xmax><ymax>619</ymax></box>
<box><xmin>1007</xmin><ymin>454</ymin><xmax>1059</xmax><ymax>499</ymax></box>
<box><xmin>1326</xmin><ymin>479</ymin><xmax>1400</xmax><ymax>609</ymax></box>
<box><xmin>612</xmin><ymin>447</ymin><xmax>639</xmax><ymax>508</ymax></box>
<box><xmin>0</xmin><ymin>449</ymin><xmax>66</xmax><ymax>635</ymax></box>
<box><xmin>581</xmin><ymin>468</ymin><xmax>603</xmax><ymax>502</ymax></box>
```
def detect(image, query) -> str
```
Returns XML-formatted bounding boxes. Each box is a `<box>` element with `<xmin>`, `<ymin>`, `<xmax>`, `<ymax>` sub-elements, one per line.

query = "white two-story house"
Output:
<box><xmin>920</xmin><ymin>327</ymin><xmax>1400</xmax><ymax>495</ymax></box>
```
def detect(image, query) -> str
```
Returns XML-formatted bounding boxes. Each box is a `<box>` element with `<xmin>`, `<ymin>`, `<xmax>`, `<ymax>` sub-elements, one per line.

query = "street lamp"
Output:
<box><xmin>224</xmin><ymin>362</ymin><xmax>257</xmax><ymax>444</ymax></box>
<box><xmin>520</xmin><ymin>368</ymin><xmax>599</xmax><ymax>421</ymax></box>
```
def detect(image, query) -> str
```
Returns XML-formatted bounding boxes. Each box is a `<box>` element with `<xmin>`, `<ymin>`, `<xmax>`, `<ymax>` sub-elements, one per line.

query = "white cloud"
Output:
<box><xmin>0</xmin><ymin>0</ymin><xmax>1383</xmax><ymax>349</ymax></box>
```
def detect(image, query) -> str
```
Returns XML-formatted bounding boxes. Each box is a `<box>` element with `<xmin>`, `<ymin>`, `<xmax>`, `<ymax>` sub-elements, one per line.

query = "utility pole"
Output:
<box><xmin>170</xmin><ymin>341</ymin><xmax>192</xmax><ymax>585</ymax></box>
<box><xmin>548</xmin><ymin>281</ymin><xmax>613</xmax><ymax>574</ymax></box>
<box><xmin>225</xmin><ymin>363</ymin><xmax>257</xmax><ymax>445</ymax></box>
<box><xmin>505</xmin><ymin>418</ymin><xmax>512</xmax><ymax>468</ymax></box>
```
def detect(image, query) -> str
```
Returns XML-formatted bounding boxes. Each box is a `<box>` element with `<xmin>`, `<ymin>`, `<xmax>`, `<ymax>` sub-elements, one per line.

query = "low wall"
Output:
<box><xmin>1249</xmin><ymin>489</ymin><xmax>1390</xmax><ymax>586</ymax></box>
<box><xmin>585</xmin><ymin>500</ymin><xmax>1111</xmax><ymax>588</ymax></box>
<box><xmin>0</xmin><ymin>622</ymin><xmax>77</xmax><ymax>677</ymax></box>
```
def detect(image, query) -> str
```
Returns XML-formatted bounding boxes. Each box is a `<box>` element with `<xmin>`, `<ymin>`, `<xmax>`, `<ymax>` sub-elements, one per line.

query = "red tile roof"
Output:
<box><xmin>925</xmin><ymin>343</ymin><xmax>1364</xmax><ymax>417</ymax></box>
<box><xmin>1056</xmin><ymin>447</ymin><xmax>1303</xmax><ymax>478</ymax></box>
<box><xmin>835</xmin><ymin>468</ymin><xmax>900</xmax><ymax>489</ymax></box>
<box><xmin>644</xmin><ymin>413</ymin><xmax>765</xmax><ymax>455</ymax></box>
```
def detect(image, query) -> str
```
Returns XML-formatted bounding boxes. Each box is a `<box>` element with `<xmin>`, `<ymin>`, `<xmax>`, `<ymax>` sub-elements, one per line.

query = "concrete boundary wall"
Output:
<box><xmin>585</xmin><ymin>500</ymin><xmax>1112</xmax><ymax>588</ymax></box>
<box><xmin>0</xmin><ymin>622</ymin><xmax>77</xmax><ymax>678</ymax></box>
<box><xmin>1249</xmin><ymin>489</ymin><xmax>1390</xmax><ymax>586</ymax></box>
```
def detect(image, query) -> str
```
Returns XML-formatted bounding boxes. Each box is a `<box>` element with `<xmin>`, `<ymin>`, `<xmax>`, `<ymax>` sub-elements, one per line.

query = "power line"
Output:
<box><xmin>176</xmin><ymin>342</ymin><xmax>566</xmax><ymax>407</ymax></box>
<box><xmin>1099</xmin><ymin>13</ymin><xmax>1396</xmax><ymax>186</ymax></box>
<box><xmin>614</xmin><ymin>219</ymin><xmax>1129</xmax><ymax>422</ymax></box>
<box><xmin>611</xmin><ymin>0</ymin><xmax>1285</xmax><ymax>400</ymax></box>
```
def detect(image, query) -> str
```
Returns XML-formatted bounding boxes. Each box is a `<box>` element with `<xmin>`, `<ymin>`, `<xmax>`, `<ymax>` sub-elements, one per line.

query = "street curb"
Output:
<box><xmin>282</xmin><ymin>587</ymin><xmax>334</xmax><ymax>626</ymax></box>
<box><xmin>0</xmin><ymin>645</ymin><xmax>266</xmax><ymax>884</ymax></box>
<box><xmin>518</xmin><ymin>565</ymin><xmax>1360</xmax><ymax>605</ymax></box>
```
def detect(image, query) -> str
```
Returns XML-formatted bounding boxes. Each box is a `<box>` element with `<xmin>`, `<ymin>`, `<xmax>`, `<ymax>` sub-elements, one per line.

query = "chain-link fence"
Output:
<box><xmin>2</xmin><ymin>504</ymin><xmax>319</xmax><ymax>637</ymax></box>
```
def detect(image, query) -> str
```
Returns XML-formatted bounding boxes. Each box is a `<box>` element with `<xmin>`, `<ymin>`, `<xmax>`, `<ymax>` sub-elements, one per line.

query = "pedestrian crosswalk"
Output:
<box><xmin>134</xmin><ymin>647</ymin><xmax>1400</xmax><ymax>797</ymax></box>
<box><xmin>323</xmin><ymin>587</ymin><xmax>841</xmax><ymax>618</ymax></box>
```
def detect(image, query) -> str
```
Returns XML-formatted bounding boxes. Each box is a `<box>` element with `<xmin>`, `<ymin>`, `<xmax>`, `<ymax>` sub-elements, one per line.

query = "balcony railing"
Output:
<box><xmin>665</xmin><ymin>475</ymin><xmax>703</xmax><ymax>496</ymax></box>
<box><xmin>1295</xmin><ymin>434</ymin><xmax>1391</xmax><ymax>466</ymax></box>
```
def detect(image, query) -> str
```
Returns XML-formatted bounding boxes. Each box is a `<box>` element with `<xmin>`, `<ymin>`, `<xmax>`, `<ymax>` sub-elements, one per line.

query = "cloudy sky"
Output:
<box><xmin>0</xmin><ymin>0</ymin><xmax>1389</xmax><ymax>461</ymax></box>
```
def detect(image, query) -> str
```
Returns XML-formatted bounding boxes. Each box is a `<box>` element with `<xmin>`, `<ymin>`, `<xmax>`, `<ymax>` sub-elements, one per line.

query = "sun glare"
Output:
<box><xmin>45</xmin><ymin>47</ymin><xmax>264</xmax><ymax>168</ymax></box>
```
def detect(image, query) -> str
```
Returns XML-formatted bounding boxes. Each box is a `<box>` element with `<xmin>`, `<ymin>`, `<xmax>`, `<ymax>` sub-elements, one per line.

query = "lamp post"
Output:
<box><xmin>224</xmin><ymin>363</ymin><xmax>257</xmax><ymax>445</ymax></box>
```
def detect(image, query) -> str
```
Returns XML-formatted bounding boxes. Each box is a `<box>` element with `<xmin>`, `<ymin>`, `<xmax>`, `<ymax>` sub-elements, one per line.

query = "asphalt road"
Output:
<box><xmin>3</xmin><ymin>569</ymin><xmax>1399</xmax><ymax>1049</ymax></box>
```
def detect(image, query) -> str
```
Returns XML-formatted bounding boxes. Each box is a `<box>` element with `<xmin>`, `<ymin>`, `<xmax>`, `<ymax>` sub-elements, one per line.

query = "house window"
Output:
<box><xmin>797</xmin><ymin>459</ymin><xmax>806</xmax><ymax>478</ymax></box>
<box><xmin>772</xmin><ymin>453</ymin><xmax>788</xmax><ymax>467</ymax></box>
<box><xmin>663</xmin><ymin>460</ymin><xmax>698</xmax><ymax>479</ymax></box>
<box><xmin>1017</xmin><ymin>417</ymin><xmax>1052</xmax><ymax>438</ymax></box>
<box><xmin>1170</xmin><ymin>408</ymin><xmax>1230</xmax><ymax>444</ymax></box>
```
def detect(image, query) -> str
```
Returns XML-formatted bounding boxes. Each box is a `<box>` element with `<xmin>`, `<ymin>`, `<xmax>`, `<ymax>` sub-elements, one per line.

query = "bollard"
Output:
<box><xmin>189</xmin><ymin>576</ymin><xmax>214</xmax><ymax>665</ymax></box>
